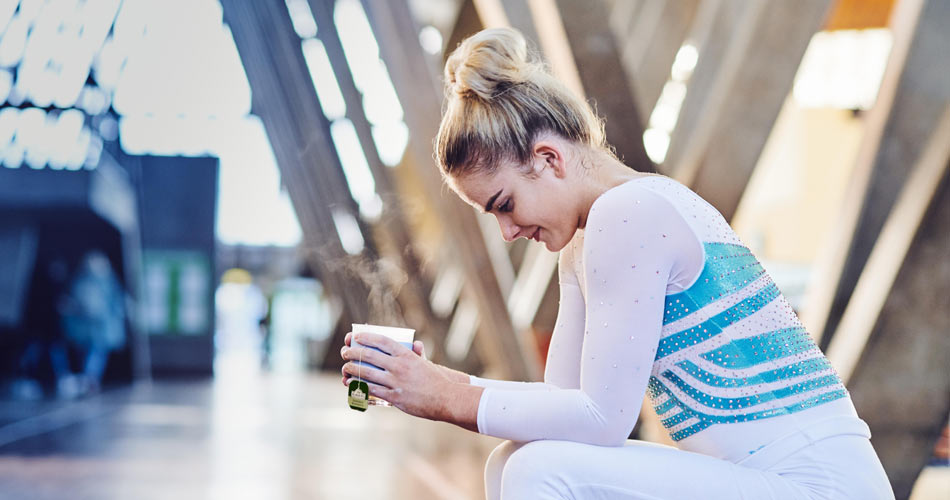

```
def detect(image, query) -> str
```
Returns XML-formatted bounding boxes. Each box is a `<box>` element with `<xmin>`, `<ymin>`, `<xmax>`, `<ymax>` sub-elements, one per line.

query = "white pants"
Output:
<box><xmin>485</xmin><ymin>434</ymin><xmax>894</xmax><ymax>499</ymax></box>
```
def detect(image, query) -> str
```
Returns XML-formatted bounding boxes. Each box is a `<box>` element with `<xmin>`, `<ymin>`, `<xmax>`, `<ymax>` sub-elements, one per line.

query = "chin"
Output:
<box><xmin>544</xmin><ymin>233</ymin><xmax>569</xmax><ymax>252</ymax></box>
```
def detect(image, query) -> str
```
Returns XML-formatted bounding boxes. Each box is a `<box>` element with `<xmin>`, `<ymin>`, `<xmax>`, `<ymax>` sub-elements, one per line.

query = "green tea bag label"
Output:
<box><xmin>348</xmin><ymin>379</ymin><xmax>369</xmax><ymax>411</ymax></box>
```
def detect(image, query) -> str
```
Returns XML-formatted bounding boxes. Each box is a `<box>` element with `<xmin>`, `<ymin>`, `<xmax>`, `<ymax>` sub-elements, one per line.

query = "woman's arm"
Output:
<box><xmin>438</xmin><ymin>382</ymin><xmax>484</xmax><ymax>432</ymax></box>
<box><xmin>437</xmin><ymin>362</ymin><xmax>556</xmax><ymax>389</ymax></box>
<box><xmin>430</xmin><ymin>352</ymin><xmax>563</xmax><ymax>390</ymax></box>
<box><xmin>468</xmin><ymin>374</ymin><xmax>559</xmax><ymax>390</ymax></box>
<box><xmin>439</xmin><ymin>268</ymin><xmax>585</xmax><ymax>432</ymax></box>
<box><xmin>440</xmin><ymin>246</ymin><xmax>587</xmax><ymax>393</ymax></box>
<box><xmin>471</xmin><ymin>185</ymin><xmax>702</xmax><ymax>446</ymax></box>
<box><xmin>437</xmin><ymin>364</ymin><xmax>471</xmax><ymax>384</ymax></box>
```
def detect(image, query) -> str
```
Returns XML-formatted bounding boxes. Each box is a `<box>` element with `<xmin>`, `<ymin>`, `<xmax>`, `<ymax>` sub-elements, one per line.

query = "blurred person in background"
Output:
<box><xmin>9</xmin><ymin>255</ymin><xmax>71</xmax><ymax>400</ymax></box>
<box><xmin>215</xmin><ymin>268</ymin><xmax>268</xmax><ymax>371</ymax></box>
<box><xmin>55</xmin><ymin>250</ymin><xmax>126</xmax><ymax>398</ymax></box>
<box><xmin>259</xmin><ymin>293</ymin><xmax>273</xmax><ymax>370</ymax></box>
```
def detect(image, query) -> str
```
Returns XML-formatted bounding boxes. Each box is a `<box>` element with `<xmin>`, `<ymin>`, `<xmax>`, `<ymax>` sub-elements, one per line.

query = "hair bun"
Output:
<box><xmin>444</xmin><ymin>27</ymin><xmax>535</xmax><ymax>100</ymax></box>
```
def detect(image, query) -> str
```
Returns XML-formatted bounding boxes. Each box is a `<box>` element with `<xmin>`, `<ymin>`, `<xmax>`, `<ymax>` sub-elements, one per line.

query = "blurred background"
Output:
<box><xmin>0</xmin><ymin>0</ymin><xmax>947</xmax><ymax>498</ymax></box>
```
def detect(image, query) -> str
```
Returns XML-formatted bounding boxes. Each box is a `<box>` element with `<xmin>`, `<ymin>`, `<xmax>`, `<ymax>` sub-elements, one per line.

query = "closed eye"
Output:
<box><xmin>496</xmin><ymin>199</ymin><xmax>513</xmax><ymax>213</ymax></box>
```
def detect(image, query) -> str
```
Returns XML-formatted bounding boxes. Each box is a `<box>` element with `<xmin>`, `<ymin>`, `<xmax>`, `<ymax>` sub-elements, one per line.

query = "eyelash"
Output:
<box><xmin>497</xmin><ymin>199</ymin><xmax>512</xmax><ymax>213</ymax></box>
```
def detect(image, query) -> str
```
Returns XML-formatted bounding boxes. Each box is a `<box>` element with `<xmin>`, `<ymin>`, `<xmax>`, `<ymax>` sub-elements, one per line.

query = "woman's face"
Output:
<box><xmin>450</xmin><ymin>151</ymin><xmax>579</xmax><ymax>252</ymax></box>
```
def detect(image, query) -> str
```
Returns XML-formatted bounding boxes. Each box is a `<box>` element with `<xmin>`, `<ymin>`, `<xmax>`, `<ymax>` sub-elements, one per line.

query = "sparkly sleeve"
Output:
<box><xmin>468</xmin><ymin>375</ymin><xmax>558</xmax><ymax>391</ymax></box>
<box><xmin>468</xmin><ymin>246</ymin><xmax>582</xmax><ymax>391</ymax></box>
<box><xmin>474</xmin><ymin>184</ymin><xmax>702</xmax><ymax>446</ymax></box>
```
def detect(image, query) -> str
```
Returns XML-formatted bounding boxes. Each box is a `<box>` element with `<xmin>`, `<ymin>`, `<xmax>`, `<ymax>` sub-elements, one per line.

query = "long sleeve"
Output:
<box><xmin>468</xmin><ymin>375</ymin><xmax>558</xmax><ymax>391</ymax></box>
<box><xmin>468</xmin><ymin>239</ymin><xmax>588</xmax><ymax>392</ymax></box>
<box><xmin>474</xmin><ymin>183</ymin><xmax>703</xmax><ymax>446</ymax></box>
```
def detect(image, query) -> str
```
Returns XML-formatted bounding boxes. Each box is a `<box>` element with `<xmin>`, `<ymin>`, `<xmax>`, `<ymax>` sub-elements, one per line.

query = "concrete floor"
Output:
<box><xmin>0</xmin><ymin>358</ymin><xmax>946</xmax><ymax>500</ymax></box>
<box><xmin>0</xmin><ymin>362</ymin><xmax>498</xmax><ymax>500</ymax></box>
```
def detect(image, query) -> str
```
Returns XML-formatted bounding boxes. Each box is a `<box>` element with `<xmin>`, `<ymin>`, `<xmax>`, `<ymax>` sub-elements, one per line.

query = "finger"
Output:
<box><xmin>355</xmin><ymin>378</ymin><xmax>392</xmax><ymax>404</ymax></box>
<box><xmin>362</xmin><ymin>380</ymin><xmax>391</xmax><ymax>402</ymax></box>
<box><xmin>343</xmin><ymin>345</ymin><xmax>393</xmax><ymax>371</ymax></box>
<box><xmin>342</xmin><ymin>362</ymin><xmax>393</xmax><ymax>387</ymax></box>
<box><xmin>344</xmin><ymin>331</ymin><xmax>352</xmax><ymax>347</ymax></box>
<box><xmin>412</xmin><ymin>340</ymin><xmax>426</xmax><ymax>359</ymax></box>
<box><xmin>353</xmin><ymin>332</ymin><xmax>402</xmax><ymax>356</ymax></box>
<box><xmin>344</xmin><ymin>376</ymin><xmax>389</xmax><ymax>402</ymax></box>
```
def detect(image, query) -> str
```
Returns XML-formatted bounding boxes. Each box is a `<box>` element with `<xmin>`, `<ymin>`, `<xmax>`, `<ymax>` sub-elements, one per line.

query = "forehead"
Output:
<box><xmin>450</xmin><ymin>167</ymin><xmax>521</xmax><ymax>211</ymax></box>
<box><xmin>449</xmin><ymin>171</ymin><xmax>494</xmax><ymax>210</ymax></box>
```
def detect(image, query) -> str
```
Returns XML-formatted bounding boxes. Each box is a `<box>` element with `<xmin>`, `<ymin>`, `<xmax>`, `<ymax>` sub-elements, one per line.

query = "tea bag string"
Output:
<box><xmin>357</xmin><ymin>343</ymin><xmax>362</xmax><ymax>383</ymax></box>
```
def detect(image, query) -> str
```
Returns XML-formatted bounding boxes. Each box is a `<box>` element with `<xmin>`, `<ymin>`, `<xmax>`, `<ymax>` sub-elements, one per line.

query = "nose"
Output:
<box><xmin>496</xmin><ymin>215</ymin><xmax>521</xmax><ymax>242</ymax></box>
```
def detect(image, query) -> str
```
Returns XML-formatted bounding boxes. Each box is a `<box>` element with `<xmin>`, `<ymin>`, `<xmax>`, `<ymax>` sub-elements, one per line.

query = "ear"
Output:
<box><xmin>531</xmin><ymin>139</ymin><xmax>568</xmax><ymax>179</ymax></box>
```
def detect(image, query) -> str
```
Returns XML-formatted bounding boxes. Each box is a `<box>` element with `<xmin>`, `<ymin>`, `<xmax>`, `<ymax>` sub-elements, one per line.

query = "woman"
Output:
<box><xmin>340</xmin><ymin>27</ymin><xmax>894</xmax><ymax>499</ymax></box>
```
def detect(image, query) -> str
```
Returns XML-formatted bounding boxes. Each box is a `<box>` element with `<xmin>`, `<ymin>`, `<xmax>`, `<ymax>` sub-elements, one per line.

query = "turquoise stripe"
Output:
<box><xmin>648</xmin><ymin>376</ymin><xmax>849</xmax><ymax>441</ymax></box>
<box><xmin>648</xmin><ymin>375</ymin><xmax>665</xmax><ymax>399</ymax></box>
<box><xmin>675</xmin><ymin>357</ymin><xmax>833</xmax><ymax>388</ymax></box>
<box><xmin>647</xmin><ymin>242</ymin><xmax>848</xmax><ymax>442</ymax></box>
<box><xmin>661</xmin><ymin>410</ymin><xmax>693</xmax><ymax>428</ymax></box>
<box><xmin>653</xmin><ymin>396</ymin><xmax>678</xmax><ymax>415</ymax></box>
<box><xmin>663</xmin><ymin>242</ymin><xmax>765</xmax><ymax>325</ymax></box>
<box><xmin>661</xmin><ymin>370</ymin><xmax>841</xmax><ymax>410</ymax></box>
<box><xmin>700</xmin><ymin>327</ymin><xmax>816</xmax><ymax>369</ymax></box>
<box><xmin>670</xmin><ymin>421</ymin><xmax>711</xmax><ymax>441</ymax></box>
<box><xmin>656</xmin><ymin>283</ymin><xmax>781</xmax><ymax>360</ymax></box>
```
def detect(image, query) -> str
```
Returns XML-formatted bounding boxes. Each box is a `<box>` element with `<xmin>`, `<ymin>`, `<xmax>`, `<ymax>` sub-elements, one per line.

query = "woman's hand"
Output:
<box><xmin>341</xmin><ymin>332</ymin><xmax>469</xmax><ymax>386</ymax></box>
<box><xmin>340</xmin><ymin>331</ymin><xmax>453</xmax><ymax>420</ymax></box>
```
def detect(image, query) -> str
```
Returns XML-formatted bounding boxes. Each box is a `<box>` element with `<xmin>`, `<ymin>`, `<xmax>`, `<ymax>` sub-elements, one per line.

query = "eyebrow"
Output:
<box><xmin>484</xmin><ymin>189</ymin><xmax>503</xmax><ymax>213</ymax></box>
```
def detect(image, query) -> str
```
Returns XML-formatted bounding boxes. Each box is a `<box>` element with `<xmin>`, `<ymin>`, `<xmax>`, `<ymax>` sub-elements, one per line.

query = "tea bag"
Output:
<box><xmin>348</xmin><ymin>379</ymin><xmax>369</xmax><ymax>411</ymax></box>
<box><xmin>347</xmin><ymin>344</ymin><xmax>370</xmax><ymax>411</ymax></box>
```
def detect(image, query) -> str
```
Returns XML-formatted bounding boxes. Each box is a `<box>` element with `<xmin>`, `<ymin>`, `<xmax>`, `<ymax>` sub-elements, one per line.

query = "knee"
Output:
<box><xmin>485</xmin><ymin>441</ymin><xmax>521</xmax><ymax>500</ymax></box>
<box><xmin>485</xmin><ymin>440</ymin><xmax>520</xmax><ymax>484</ymax></box>
<box><xmin>501</xmin><ymin>440</ymin><xmax>568</xmax><ymax>491</ymax></box>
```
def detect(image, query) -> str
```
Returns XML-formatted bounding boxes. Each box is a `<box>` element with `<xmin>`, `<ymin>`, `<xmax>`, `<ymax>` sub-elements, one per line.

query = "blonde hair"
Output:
<box><xmin>435</xmin><ymin>27</ymin><xmax>608</xmax><ymax>179</ymax></box>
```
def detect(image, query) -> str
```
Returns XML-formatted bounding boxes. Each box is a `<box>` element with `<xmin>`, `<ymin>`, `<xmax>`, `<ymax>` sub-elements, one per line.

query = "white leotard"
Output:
<box><xmin>470</xmin><ymin>175</ymin><xmax>869</xmax><ymax>463</ymax></box>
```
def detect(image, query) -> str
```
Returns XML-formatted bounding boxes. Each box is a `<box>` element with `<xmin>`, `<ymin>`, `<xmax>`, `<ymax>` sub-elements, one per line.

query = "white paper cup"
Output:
<box><xmin>351</xmin><ymin>323</ymin><xmax>415</xmax><ymax>406</ymax></box>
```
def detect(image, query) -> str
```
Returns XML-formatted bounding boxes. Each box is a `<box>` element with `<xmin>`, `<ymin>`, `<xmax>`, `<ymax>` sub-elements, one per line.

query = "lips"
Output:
<box><xmin>531</xmin><ymin>227</ymin><xmax>541</xmax><ymax>242</ymax></box>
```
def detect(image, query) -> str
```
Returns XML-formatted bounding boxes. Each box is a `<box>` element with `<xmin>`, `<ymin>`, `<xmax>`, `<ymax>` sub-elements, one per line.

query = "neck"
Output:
<box><xmin>576</xmin><ymin>150</ymin><xmax>642</xmax><ymax>229</ymax></box>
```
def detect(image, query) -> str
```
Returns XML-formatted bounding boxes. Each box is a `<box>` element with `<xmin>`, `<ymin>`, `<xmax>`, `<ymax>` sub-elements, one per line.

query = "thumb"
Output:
<box><xmin>412</xmin><ymin>340</ymin><xmax>426</xmax><ymax>359</ymax></box>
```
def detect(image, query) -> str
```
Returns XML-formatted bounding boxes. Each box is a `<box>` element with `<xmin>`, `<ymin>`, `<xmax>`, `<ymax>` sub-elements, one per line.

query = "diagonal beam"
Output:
<box><xmin>673</xmin><ymin>0</ymin><xmax>832</xmax><ymax>221</ymax></box>
<box><xmin>663</xmin><ymin>0</ymin><xmax>744</xmax><ymax>174</ymax></box>
<box><xmin>484</xmin><ymin>0</ymin><xmax>654</xmax><ymax>172</ymax></box>
<box><xmin>222</xmin><ymin>0</ymin><xmax>374</xmax><ymax>354</ymax></box>
<box><xmin>614</xmin><ymin>0</ymin><xmax>700</xmax><ymax>127</ymax></box>
<box><xmin>827</xmin><ymin>107</ymin><xmax>950</xmax><ymax>384</ymax></box>
<box><xmin>801</xmin><ymin>0</ymin><xmax>949</xmax><ymax>347</ymax></box>
<box><xmin>361</xmin><ymin>0</ymin><xmax>540</xmax><ymax>381</ymax></box>
<box><xmin>472</xmin><ymin>0</ymin><xmax>657</xmax><ymax>347</ymax></box>
<box><xmin>827</xmin><ymin>106</ymin><xmax>950</xmax><ymax>500</ymax></box>
<box><xmin>551</xmin><ymin>0</ymin><xmax>654</xmax><ymax>173</ymax></box>
<box><xmin>306</xmin><ymin>0</ymin><xmax>449</xmax><ymax>359</ymax></box>
<box><xmin>606</xmin><ymin>0</ymin><xmax>644</xmax><ymax>39</ymax></box>
<box><xmin>446</xmin><ymin>0</ymin><xmax>485</xmax><ymax>60</ymax></box>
